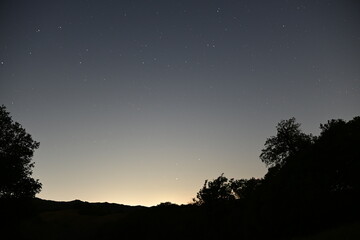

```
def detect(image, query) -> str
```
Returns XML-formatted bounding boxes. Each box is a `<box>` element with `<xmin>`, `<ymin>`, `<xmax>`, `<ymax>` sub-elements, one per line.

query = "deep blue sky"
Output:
<box><xmin>1</xmin><ymin>0</ymin><xmax>359</xmax><ymax>206</ymax></box>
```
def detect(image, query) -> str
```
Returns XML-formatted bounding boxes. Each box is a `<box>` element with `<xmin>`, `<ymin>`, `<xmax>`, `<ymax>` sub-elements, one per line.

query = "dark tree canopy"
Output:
<box><xmin>193</xmin><ymin>173</ymin><xmax>235</xmax><ymax>205</ymax></box>
<box><xmin>193</xmin><ymin>174</ymin><xmax>262</xmax><ymax>205</ymax></box>
<box><xmin>0</xmin><ymin>105</ymin><xmax>41</xmax><ymax>199</ymax></box>
<box><xmin>260</xmin><ymin>117</ymin><xmax>312</xmax><ymax>168</ymax></box>
<box><xmin>230</xmin><ymin>178</ymin><xmax>262</xmax><ymax>199</ymax></box>
<box><xmin>315</xmin><ymin>117</ymin><xmax>360</xmax><ymax>193</ymax></box>
<box><xmin>192</xmin><ymin>116</ymin><xmax>360</xmax><ymax>239</ymax></box>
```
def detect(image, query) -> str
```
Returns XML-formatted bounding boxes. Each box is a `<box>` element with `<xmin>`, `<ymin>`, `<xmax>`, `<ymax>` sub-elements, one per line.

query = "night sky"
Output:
<box><xmin>1</xmin><ymin>0</ymin><xmax>359</xmax><ymax>206</ymax></box>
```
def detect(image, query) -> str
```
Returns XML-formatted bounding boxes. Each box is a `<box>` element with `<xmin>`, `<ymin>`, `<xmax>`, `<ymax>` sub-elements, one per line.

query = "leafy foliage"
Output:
<box><xmin>254</xmin><ymin>116</ymin><xmax>360</xmax><ymax>238</ymax></box>
<box><xmin>260</xmin><ymin>117</ymin><xmax>313</xmax><ymax>168</ymax></box>
<box><xmin>230</xmin><ymin>177</ymin><xmax>262</xmax><ymax>199</ymax></box>
<box><xmin>262</xmin><ymin>116</ymin><xmax>360</xmax><ymax>197</ymax></box>
<box><xmin>0</xmin><ymin>105</ymin><xmax>41</xmax><ymax>198</ymax></box>
<box><xmin>193</xmin><ymin>116</ymin><xmax>360</xmax><ymax>239</ymax></box>
<box><xmin>194</xmin><ymin>174</ymin><xmax>262</xmax><ymax>205</ymax></box>
<box><xmin>193</xmin><ymin>173</ymin><xmax>235</xmax><ymax>205</ymax></box>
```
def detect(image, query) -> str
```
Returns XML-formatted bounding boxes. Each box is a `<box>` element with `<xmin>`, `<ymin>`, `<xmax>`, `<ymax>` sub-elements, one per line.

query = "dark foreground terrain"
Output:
<box><xmin>1</xmin><ymin>198</ymin><xmax>359</xmax><ymax>240</ymax></box>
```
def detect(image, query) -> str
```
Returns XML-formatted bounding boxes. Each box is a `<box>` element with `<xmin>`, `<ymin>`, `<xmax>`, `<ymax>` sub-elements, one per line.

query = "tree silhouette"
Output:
<box><xmin>191</xmin><ymin>116</ymin><xmax>360</xmax><ymax>239</ymax></box>
<box><xmin>230</xmin><ymin>178</ymin><xmax>262</xmax><ymax>199</ymax></box>
<box><xmin>256</xmin><ymin>116</ymin><xmax>360</xmax><ymax>238</ymax></box>
<box><xmin>315</xmin><ymin>117</ymin><xmax>360</xmax><ymax>194</ymax></box>
<box><xmin>0</xmin><ymin>105</ymin><xmax>41</xmax><ymax>199</ymax></box>
<box><xmin>193</xmin><ymin>173</ymin><xmax>235</xmax><ymax>205</ymax></box>
<box><xmin>260</xmin><ymin>117</ymin><xmax>313</xmax><ymax>168</ymax></box>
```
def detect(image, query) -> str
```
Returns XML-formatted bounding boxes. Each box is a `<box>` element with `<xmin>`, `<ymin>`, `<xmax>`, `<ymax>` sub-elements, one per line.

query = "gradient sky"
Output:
<box><xmin>1</xmin><ymin>0</ymin><xmax>359</xmax><ymax>206</ymax></box>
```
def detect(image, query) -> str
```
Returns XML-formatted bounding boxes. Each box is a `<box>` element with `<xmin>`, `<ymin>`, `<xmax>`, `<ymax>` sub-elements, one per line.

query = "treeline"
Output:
<box><xmin>192</xmin><ymin>116</ymin><xmax>360</xmax><ymax>239</ymax></box>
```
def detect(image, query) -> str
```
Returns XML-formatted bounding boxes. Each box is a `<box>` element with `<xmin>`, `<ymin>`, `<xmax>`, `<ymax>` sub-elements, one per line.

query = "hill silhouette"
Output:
<box><xmin>1</xmin><ymin>197</ymin><xmax>359</xmax><ymax>240</ymax></box>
